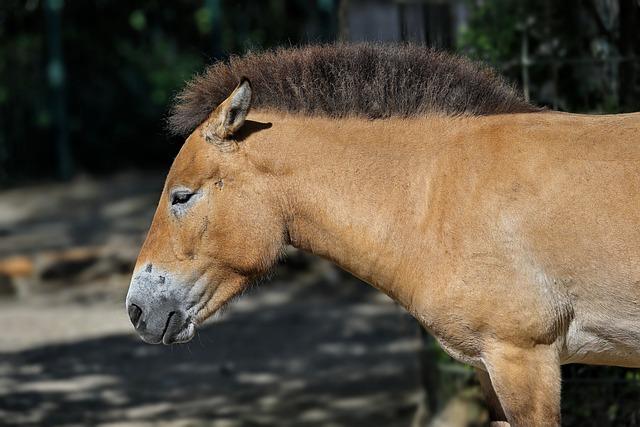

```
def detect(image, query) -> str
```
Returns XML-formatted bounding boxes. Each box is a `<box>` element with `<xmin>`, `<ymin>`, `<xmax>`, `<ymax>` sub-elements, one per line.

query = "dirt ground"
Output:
<box><xmin>0</xmin><ymin>173</ymin><xmax>441</xmax><ymax>427</ymax></box>
<box><xmin>0</xmin><ymin>265</ymin><xmax>428</xmax><ymax>427</ymax></box>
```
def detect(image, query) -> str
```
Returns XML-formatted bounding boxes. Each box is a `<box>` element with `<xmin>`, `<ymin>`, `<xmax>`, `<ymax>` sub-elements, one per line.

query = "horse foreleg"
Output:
<box><xmin>482</xmin><ymin>342</ymin><xmax>561</xmax><ymax>427</ymax></box>
<box><xmin>476</xmin><ymin>367</ymin><xmax>510</xmax><ymax>426</ymax></box>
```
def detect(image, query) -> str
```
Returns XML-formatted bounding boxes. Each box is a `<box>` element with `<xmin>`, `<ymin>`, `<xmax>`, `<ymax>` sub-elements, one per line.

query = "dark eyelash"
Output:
<box><xmin>171</xmin><ymin>192</ymin><xmax>194</xmax><ymax>205</ymax></box>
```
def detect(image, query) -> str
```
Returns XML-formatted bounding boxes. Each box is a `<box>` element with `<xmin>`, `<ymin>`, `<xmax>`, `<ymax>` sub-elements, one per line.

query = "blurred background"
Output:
<box><xmin>0</xmin><ymin>0</ymin><xmax>639</xmax><ymax>426</ymax></box>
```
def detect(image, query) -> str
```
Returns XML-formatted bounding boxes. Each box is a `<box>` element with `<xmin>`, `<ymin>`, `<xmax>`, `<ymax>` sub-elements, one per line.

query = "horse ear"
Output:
<box><xmin>203</xmin><ymin>77</ymin><xmax>252</xmax><ymax>143</ymax></box>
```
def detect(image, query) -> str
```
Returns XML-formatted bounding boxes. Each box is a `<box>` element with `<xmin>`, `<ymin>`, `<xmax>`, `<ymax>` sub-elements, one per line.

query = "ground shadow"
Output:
<box><xmin>0</xmin><ymin>275</ymin><xmax>423</xmax><ymax>427</ymax></box>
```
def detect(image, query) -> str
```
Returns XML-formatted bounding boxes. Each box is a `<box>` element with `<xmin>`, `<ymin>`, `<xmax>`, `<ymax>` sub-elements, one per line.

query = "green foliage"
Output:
<box><xmin>562</xmin><ymin>365</ymin><xmax>640</xmax><ymax>426</ymax></box>
<box><xmin>458</xmin><ymin>0</ymin><xmax>525</xmax><ymax>64</ymax></box>
<box><xmin>458</xmin><ymin>0</ymin><xmax>640</xmax><ymax>113</ymax></box>
<box><xmin>0</xmin><ymin>0</ymin><xmax>336</xmax><ymax>184</ymax></box>
<box><xmin>129</xmin><ymin>10</ymin><xmax>147</xmax><ymax>32</ymax></box>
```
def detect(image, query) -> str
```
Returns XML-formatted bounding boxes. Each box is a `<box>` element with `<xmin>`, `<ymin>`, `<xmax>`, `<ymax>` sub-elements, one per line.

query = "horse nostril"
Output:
<box><xmin>128</xmin><ymin>303</ymin><xmax>143</xmax><ymax>328</ymax></box>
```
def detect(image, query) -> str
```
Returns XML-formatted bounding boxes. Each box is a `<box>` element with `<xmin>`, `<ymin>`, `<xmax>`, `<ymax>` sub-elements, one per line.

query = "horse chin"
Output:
<box><xmin>162</xmin><ymin>321</ymin><xmax>196</xmax><ymax>345</ymax></box>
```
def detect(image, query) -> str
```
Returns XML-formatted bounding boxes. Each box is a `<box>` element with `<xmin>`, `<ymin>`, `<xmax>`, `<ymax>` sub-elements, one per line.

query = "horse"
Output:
<box><xmin>126</xmin><ymin>44</ymin><xmax>640</xmax><ymax>426</ymax></box>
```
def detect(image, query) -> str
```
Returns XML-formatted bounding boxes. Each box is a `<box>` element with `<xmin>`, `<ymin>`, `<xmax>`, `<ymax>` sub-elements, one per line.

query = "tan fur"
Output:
<box><xmin>133</xmin><ymin>102</ymin><xmax>640</xmax><ymax>426</ymax></box>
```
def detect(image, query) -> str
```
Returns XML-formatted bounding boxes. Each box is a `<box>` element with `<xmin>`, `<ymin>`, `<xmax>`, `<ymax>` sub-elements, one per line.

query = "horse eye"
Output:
<box><xmin>171</xmin><ymin>191</ymin><xmax>194</xmax><ymax>206</ymax></box>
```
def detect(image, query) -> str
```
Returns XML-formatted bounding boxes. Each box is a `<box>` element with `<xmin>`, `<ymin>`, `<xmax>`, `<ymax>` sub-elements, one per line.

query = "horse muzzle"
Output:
<box><xmin>126</xmin><ymin>264</ymin><xmax>196</xmax><ymax>345</ymax></box>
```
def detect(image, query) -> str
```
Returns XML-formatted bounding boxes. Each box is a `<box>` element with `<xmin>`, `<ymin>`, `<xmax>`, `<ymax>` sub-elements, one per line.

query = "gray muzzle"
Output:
<box><xmin>126</xmin><ymin>263</ymin><xmax>196</xmax><ymax>345</ymax></box>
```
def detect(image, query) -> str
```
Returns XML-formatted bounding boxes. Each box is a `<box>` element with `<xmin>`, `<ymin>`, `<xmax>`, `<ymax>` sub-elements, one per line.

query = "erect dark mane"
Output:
<box><xmin>168</xmin><ymin>43</ymin><xmax>539</xmax><ymax>136</ymax></box>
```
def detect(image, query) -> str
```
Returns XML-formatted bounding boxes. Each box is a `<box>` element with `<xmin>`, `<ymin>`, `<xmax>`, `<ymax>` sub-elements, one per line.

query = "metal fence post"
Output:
<box><xmin>44</xmin><ymin>0</ymin><xmax>72</xmax><ymax>180</ymax></box>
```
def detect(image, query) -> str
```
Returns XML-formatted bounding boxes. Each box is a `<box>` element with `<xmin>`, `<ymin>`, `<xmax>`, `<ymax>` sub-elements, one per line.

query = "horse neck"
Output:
<box><xmin>246</xmin><ymin>112</ymin><xmax>458</xmax><ymax>313</ymax></box>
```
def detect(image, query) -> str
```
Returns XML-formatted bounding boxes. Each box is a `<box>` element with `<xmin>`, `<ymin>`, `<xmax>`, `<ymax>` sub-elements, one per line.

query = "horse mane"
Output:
<box><xmin>168</xmin><ymin>43</ymin><xmax>539</xmax><ymax>136</ymax></box>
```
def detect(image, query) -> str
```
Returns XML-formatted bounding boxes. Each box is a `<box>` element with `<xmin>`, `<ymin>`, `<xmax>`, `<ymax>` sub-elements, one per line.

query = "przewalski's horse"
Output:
<box><xmin>126</xmin><ymin>44</ymin><xmax>640</xmax><ymax>426</ymax></box>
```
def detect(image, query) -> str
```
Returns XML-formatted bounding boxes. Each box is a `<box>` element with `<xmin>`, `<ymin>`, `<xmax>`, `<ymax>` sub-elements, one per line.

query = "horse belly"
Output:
<box><xmin>561</xmin><ymin>308</ymin><xmax>640</xmax><ymax>367</ymax></box>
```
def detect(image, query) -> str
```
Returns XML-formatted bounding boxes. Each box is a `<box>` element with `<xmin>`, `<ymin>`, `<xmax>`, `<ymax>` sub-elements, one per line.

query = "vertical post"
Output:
<box><xmin>206</xmin><ymin>0</ymin><xmax>222</xmax><ymax>59</ymax></box>
<box><xmin>520</xmin><ymin>25</ymin><xmax>530</xmax><ymax>103</ymax></box>
<box><xmin>338</xmin><ymin>0</ymin><xmax>350</xmax><ymax>42</ymax></box>
<box><xmin>617</xmin><ymin>0</ymin><xmax>638</xmax><ymax>111</ymax></box>
<box><xmin>398</xmin><ymin>2</ymin><xmax>407</xmax><ymax>42</ymax></box>
<box><xmin>317</xmin><ymin>0</ymin><xmax>338</xmax><ymax>41</ymax></box>
<box><xmin>44</xmin><ymin>0</ymin><xmax>72</xmax><ymax>180</ymax></box>
<box><xmin>551</xmin><ymin>61</ymin><xmax>559</xmax><ymax>110</ymax></box>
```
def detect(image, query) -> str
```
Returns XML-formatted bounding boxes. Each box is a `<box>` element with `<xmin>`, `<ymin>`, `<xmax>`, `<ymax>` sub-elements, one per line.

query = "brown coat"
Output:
<box><xmin>127</xmin><ymin>47</ymin><xmax>640</xmax><ymax>426</ymax></box>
